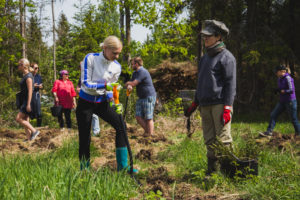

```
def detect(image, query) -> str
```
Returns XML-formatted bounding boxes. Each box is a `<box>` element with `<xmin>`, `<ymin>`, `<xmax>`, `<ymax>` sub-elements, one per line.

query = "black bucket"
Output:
<box><xmin>220</xmin><ymin>158</ymin><xmax>258</xmax><ymax>178</ymax></box>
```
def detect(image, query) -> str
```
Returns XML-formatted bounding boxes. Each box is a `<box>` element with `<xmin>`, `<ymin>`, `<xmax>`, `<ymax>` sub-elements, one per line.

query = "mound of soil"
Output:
<box><xmin>135</xmin><ymin>149</ymin><xmax>153</xmax><ymax>160</ymax></box>
<box><xmin>256</xmin><ymin>132</ymin><xmax>300</xmax><ymax>152</ymax></box>
<box><xmin>149</xmin><ymin>60</ymin><xmax>197</xmax><ymax>102</ymax></box>
<box><xmin>0</xmin><ymin>128</ymin><xmax>67</xmax><ymax>153</ymax></box>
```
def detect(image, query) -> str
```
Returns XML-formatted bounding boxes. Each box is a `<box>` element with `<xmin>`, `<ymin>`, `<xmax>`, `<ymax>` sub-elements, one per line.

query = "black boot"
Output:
<box><xmin>205</xmin><ymin>157</ymin><xmax>218</xmax><ymax>176</ymax></box>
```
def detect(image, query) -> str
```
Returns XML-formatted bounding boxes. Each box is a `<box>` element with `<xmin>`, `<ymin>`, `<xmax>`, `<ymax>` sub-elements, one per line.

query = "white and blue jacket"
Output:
<box><xmin>79</xmin><ymin>52</ymin><xmax>121</xmax><ymax>103</ymax></box>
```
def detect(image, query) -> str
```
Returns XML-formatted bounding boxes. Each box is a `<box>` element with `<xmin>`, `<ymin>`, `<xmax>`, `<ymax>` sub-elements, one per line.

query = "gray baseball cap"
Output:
<box><xmin>201</xmin><ymin>20</ymin><xmax>229</xmax><ymax>36</ymax></box>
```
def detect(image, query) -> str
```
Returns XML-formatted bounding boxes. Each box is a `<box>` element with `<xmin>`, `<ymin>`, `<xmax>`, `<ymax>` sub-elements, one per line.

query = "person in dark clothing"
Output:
<box><xmin>260</xmin><ymin>65</ymin><xmax>300</xmax><ymax>137</ymax></box>
<box><xmin>125</xmin><ymin>57</ymin><xmax>156</xmax><ymax>137</ymax></box>
<box><xmin>185</xmin><ymin>20</ymin><xmax>236</xmax><ymax>175</ymax></box>
<box><xmin>16</xmin><ymin>58</ymin><xmax>40</xmax><ymax>141</ymax></box>
<box><xmin>31</xmin><ymin>63</ymin><xmax>43</xmax><ymax>127</ymax></box>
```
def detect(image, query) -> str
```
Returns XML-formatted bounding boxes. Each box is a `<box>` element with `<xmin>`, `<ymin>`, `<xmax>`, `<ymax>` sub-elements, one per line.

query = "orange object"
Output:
<box><xmin>126</xmin><ymin>89</ymin><xmax>131</xmax><ymax>97</ymax></box>
<box><xmin>113</xmin><ymin>85</ymin><xmax>119</xmax><ymax>104</ymax></box>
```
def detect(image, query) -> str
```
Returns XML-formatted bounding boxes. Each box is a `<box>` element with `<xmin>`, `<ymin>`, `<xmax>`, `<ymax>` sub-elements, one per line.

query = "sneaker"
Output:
<box><xmin>30</xmin><ymin>131</ymin><xmax>40</xmax><ymax>141</ymax></box>
<box><xmin>259</xmin><ymin>131</ymin><xmax>272</xmax><ymax>137</ymax></box>
<box><xmin>92</xmin><ymin>132</ymin><xmax>100</xmax><ymax>137</ymax></box>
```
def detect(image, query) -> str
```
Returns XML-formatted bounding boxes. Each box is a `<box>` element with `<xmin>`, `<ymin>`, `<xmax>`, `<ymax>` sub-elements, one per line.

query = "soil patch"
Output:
<box><xmin>256</xmin><ymin>132</ymin><xmax>300</xmax><ymax>152</ymax></box>
<box><xmin>136</xmin><ymin>149</ymin><xmax>153</xmax><ymax>161</ymax></box>
<box><xmin>0</xmin><ymin>128</ymin><xmax>69</xmax><ymax>153</ymax></box>
<box><xmin>149</xmin><ymin>60</ymin><xmax>197</xmax><ymax>102</ymax></box>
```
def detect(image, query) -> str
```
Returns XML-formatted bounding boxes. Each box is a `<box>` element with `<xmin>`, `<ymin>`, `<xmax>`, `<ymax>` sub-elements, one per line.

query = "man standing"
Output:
<box><xmin>125</xmin><ymin>57</ymin><xmax>156</xmax><ymax>137</ymax></box>
<box><xmin>185</xmin><ymin>20</ymin><xmax>236</xmax><ymax>175</ymax></box>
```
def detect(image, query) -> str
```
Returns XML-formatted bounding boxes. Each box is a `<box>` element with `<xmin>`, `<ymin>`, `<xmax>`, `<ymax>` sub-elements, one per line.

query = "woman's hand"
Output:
<box><xmin>26</xmin><ymin>104</ymin><xmax>31</xmax><ymax>112</ymax></box>
<box><xmin>73</xmin><ymin>99</ymin><xmax>77</xmax><ymax>108</ymax></box>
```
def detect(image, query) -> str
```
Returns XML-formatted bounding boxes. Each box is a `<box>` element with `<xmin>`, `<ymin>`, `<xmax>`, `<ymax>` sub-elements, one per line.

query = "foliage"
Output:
<box><xmin>0</xmin><ymin>140</ymin><xmax>138</xmax><ymax>199</ymax></box>
<box><xmin>144</xmin><ymin>190</ymin><xmax>166</xmax><ymax>200</ymax></box>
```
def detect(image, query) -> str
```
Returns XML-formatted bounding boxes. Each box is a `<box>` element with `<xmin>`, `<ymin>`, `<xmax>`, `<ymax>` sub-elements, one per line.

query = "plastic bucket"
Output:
<box><xmin>220</xmin><ymin>158</ymin><xmax>258</xmax><ymax>178</ymax></box>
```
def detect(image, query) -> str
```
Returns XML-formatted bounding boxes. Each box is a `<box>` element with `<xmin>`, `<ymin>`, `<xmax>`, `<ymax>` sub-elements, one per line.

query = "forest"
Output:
<box><xmin>1</xmin><ymin>0</ymin><xmax>300</xmax><ymax>113</ymax></box>
<box><xmin>0</xmin><ymin>0</ymin><xmax>300</xmax><ymax>199</ymax></box>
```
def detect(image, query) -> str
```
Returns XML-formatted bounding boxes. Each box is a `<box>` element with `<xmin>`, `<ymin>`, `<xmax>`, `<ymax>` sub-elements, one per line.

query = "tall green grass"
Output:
<box><xmin>157</xmin><ymin>120</ymin><xmax>300</xmax><ymax>199</ymax></box>
<box><xmin>0</xmin><ymin>141</ymin><xmax>138</xmax><ymax>200</ymax></box>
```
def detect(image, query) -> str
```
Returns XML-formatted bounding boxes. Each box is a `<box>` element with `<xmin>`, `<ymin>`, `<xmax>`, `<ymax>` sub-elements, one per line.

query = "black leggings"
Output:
<box><xmin>76</xmin><ymin>98</ymin><xmax>127</xmax><ymax>162</ymax></box>
<box><xmin>58</xmin><ymin>108</ymin><xmax>71</xmax><ymax>128</ymax></box>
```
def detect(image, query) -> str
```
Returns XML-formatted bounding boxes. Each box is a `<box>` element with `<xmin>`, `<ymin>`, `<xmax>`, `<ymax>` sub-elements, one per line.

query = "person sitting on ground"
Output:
<box><xmin>260</xmin><ymin>65</ymin><xmax>300</xmax><ymax>137</ymax></box>
<box><xmin>76</xmin><ymin>35</ymin><xmax>137</xmax><ymax>172</ymax></box>
<box><xmin>31</xmin><ymin>63</ymin><xmax>43</xmax><ymax>127</ymax></box>
<box><xmin>16</xmin><ymin>58</ymin><xmax>40</xmax><ymax>141</ymax></box>
<box><xmin>52</xmin><ymin>70</ymin><xmax>77</xmax><ymax>131</ymax></box>
<box><xmin>184</xmin><ymin>20</ymin><xmax>236</xmax><ymax>175</ymax></box>
<box><xmin>125</xmin><ymin>57</ymin><xmax>157</xmax><ymax>137</ymax></box>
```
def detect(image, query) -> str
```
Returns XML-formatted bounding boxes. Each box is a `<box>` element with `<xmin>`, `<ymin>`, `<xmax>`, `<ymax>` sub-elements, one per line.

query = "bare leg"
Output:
<box><xmin>24</xmin><ymin>119</ymin><xmax>32</xmax><ymax>139</ymax></box>
<box><xmin>146</xmin><ymin>119</ymin><xmax>154</xmax><ymax>135</ymax></box>
<box><xmin>136</xmin><ymin>116</ymin><xmax>147</xmax><ymax>133</ymax></box>
<box><xmin>16</xmin><ymin>112</ymin><xmax>36</xmax><ymax>139</ymax></box>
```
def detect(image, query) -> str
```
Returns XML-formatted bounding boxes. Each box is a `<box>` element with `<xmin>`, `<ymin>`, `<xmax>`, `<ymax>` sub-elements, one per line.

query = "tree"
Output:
<box><xmin>19</xmin><ymin>0</ymin><xmax>26</xmax><ymax>58</ymax></box>
<box><xmin>51</xmin><ymin>0</ymin><xmax>56</xmax><ymax>81</ymax></box>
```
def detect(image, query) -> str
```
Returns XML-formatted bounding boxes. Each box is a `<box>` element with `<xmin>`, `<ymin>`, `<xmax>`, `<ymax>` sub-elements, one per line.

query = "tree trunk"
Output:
<box><xmin>119</xmin><ymin>0</ymin><xmax>126</xmax><ymax>62</ymax></box>
<box><xmin>246</xmin><ymin>0</ymin><xmax>257</xmax><ymax>43</ymax></box>
<box><xmin>20</xmin><ymin>0</ymin><xmax>26</xmax><ymax>58</ymax></box>
<box><xmin>125</xmin><ymin>0</ymin><xmax>131</xmax><ymax>65</ymax></box>
<box><xmin>52</xmin><ymin>0</ymin><xmax>56</xmax><ymax>81</ymax></box>
<box><xmin>197</xmin><ymin>20</ymin><xmax>202</xmax><ymax>65</ymax></box>
<box><xmin>288</xmin><ymin>0</ymin><xmax>295</xmax><ymax>75</ymax></box>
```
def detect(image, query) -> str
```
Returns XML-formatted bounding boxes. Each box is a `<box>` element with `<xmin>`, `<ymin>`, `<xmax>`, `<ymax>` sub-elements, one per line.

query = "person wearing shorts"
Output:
<box><xmin>125</xmin><ymin>57</ymin><xmax>156</xmax><ymax>137</ymax></box>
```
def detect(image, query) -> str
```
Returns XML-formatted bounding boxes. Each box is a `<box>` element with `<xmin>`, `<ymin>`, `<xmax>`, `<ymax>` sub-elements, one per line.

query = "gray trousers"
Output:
<box><xmin>199</xmin><ymin>104</ymin><xmax>233</xmax><ymax>159</ymax></box>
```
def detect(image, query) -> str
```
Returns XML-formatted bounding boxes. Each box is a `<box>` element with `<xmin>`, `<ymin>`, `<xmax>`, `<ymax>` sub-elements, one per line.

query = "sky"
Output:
<box><xmin>42</xmin><ymin>0</ymin><xmax>151</xmax><ymax>46</ymax></box>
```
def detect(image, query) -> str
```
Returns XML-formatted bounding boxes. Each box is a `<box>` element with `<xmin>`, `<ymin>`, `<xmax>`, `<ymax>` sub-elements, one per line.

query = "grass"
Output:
<box><xmin>0</xmin><ymin>140</ymin><xmax>137</xmax><ymax>200</ymax></box>
<box><xmin>0</xmin><ymin>113</ymin><xmax>299</xmax><ymax>199</ymax></box>
<box><xmin>154</xmin><ymin>118</ymin><xmax>300</xmax><ymax>199</ymax></box>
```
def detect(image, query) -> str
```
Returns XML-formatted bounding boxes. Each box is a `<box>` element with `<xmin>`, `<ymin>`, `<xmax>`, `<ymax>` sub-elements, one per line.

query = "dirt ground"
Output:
<box><xmin>1</xmin><ymin>117</ymin><xmax>299</xmax><ymax>199</ymax></box>
<box><xmin>149</xmin><ymin>60</ymin><xmax>198</xmax><ymax>102</ymax></box>
<box><xmin>1</xmin><ymin>62</ymin><xmax>299</xmax><ymax>199</ymax></box>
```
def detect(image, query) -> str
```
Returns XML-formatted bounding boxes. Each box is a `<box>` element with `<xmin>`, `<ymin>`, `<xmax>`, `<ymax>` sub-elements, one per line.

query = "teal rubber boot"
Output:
<box><xmin>116</xmin><ymin>147</ymin><xmax>138</xmax><ymax>173</ymax></box>
<box><xmin>80</xmin><ymin>160</ymin><xmax>90</xmax><ymax>170</ymax></box>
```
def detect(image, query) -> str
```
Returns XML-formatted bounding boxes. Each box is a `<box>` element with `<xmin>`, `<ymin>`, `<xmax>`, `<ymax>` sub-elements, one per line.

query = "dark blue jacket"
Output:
<box><xmin>194</xmin><ymin>48</ymin><xmax>236</xmax><ymax>106</ymax></box>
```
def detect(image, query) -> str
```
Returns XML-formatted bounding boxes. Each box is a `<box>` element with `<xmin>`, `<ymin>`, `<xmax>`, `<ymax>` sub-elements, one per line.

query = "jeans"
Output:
<box><xmin>91</xmin><ymin>114</ymin><xmax>100</xmax><ymax>135</ymax></box>
<box><xmin>267</xmin><ymin>99</ymin><xmax>300</xmax><ymax>133</ymax></box>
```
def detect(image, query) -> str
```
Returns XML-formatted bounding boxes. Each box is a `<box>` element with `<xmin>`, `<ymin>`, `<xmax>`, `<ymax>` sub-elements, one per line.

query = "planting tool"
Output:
<box><xmin>112</xmin><ymin>84</ymin><xmax>141</xmax><ymax>186</ymax></box>
<box><xmin>123</xmin><ymin>88</ymin><xmax>131</xmax><ymax>121</ymax></box>
<box><xmin>179</xmin><ymin>90</ymin><xmax>196</xmax><ymax>137</ymax></box>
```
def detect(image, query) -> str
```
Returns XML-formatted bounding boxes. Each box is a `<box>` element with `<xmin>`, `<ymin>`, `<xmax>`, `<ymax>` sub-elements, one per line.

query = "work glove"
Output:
<box><xmin>184</xmin><ymin>102</ymin><xmax>198</xmax><ymax>117</ymax></box>
<box><xmin>221</xmin><ymin>106</ymin><xmax>232</xmax><ymax>125</ymax></box>
<box><xmin>110</xmin><ymin>102</ymin><xmax>123</xmax><ymax>114</ymax></box>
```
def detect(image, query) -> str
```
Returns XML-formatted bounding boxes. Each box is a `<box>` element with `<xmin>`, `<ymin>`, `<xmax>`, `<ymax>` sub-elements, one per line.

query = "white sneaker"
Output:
<box><xmin>92</xmin><ymin>132</ymin><xmax>100</xmax><ymax>137</ymax></box>
<box><xmin>30</xmin><ymin>131</ymin><xmax>40</xmax><ymax>141</ymax></box>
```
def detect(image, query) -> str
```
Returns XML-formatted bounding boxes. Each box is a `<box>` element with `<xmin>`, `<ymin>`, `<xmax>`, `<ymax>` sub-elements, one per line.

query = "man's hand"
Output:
<box><xmin>221</xmin><ymin>106</ymin><xmax>232</xmax><ymax>125</ymax></box>
<box><xmin>184</xmin><ymin>102</ymin><xmax>198</xmax><ymax>117</ymax></box>
<box><xmin>127</xmin><ymin>84</ymin><xmax>133</xmax><ymax>91</ymax></box>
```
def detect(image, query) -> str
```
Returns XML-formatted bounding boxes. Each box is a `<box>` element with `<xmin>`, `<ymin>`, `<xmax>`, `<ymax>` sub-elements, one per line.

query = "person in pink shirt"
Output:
<box><xmin>52</xmin><ymin>70</ymin><xmax>77</xmax><ymax>130</ymax></box>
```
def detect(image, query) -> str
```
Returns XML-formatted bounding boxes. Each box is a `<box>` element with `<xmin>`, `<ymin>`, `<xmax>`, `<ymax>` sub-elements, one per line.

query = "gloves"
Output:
<box><xmin>184</xmin><ymin>102</ymin><xmax>198</xmax><ymax>117</ymax></box>
<box><xmin>110</xmin><ymin>102</ymin><xmax>123</xmax><ymax>114</ymax></box>
<box><xmin>221</xmin><ymin>106</ymin><xmax>232</xmax><ymax>125</ymax></box>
